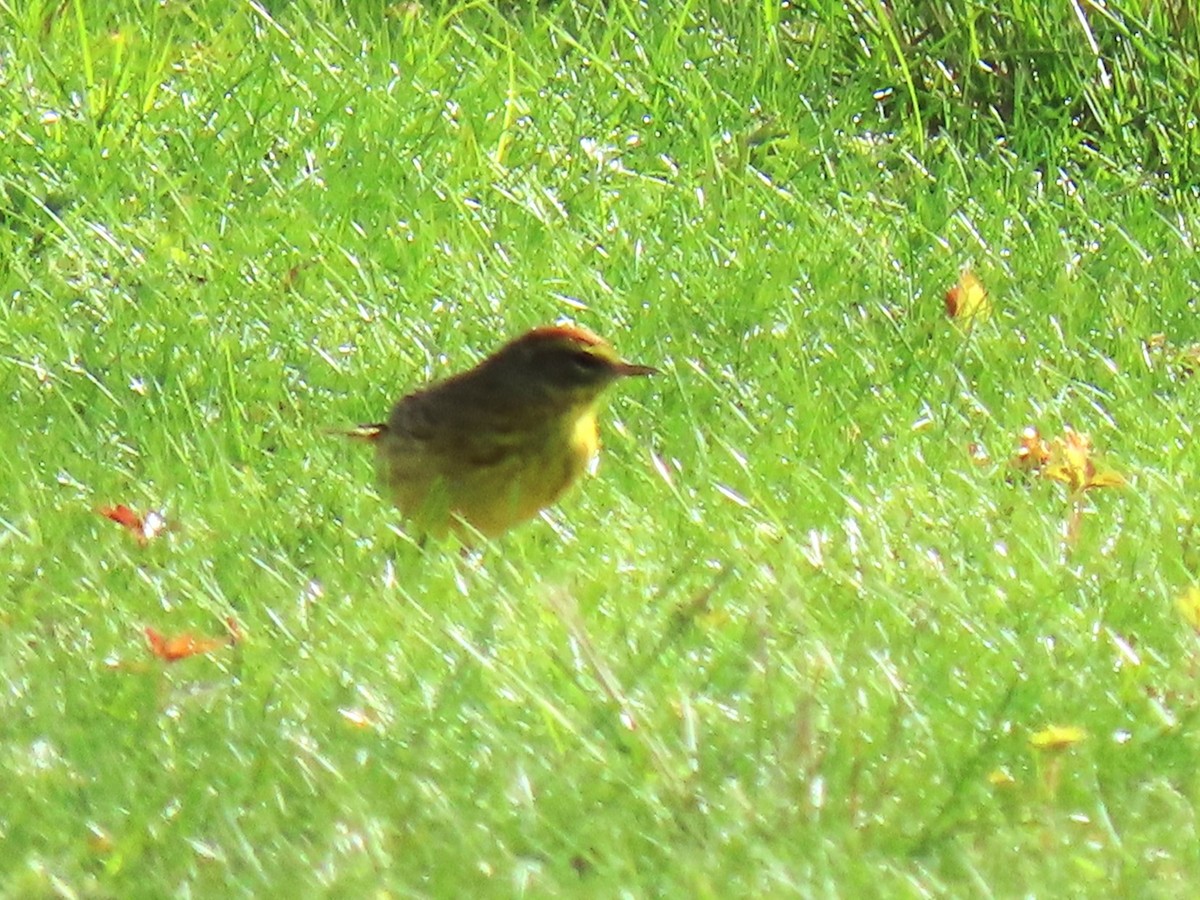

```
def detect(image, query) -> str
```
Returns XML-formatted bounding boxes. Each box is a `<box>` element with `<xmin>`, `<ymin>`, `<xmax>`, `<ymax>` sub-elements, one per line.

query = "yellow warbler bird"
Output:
<box><xmin>347</xmin><ymin>325</ymin><xmax>656</xmax><ymax>539</ymax></box>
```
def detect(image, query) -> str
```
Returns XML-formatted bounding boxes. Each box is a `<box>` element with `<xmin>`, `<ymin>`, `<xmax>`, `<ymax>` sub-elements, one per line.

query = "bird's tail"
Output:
<box><xmin>331</xmin><ymin>423</ymin><xmax>387</xmax><ymax>442</ymax></box>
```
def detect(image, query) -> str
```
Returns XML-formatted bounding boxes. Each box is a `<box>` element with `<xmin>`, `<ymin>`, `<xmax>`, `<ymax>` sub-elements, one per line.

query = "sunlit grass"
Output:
<box><xmin>3</xmin><ymin>0</ymin><xmax>1200</xmax><ymax>894</ymax></box>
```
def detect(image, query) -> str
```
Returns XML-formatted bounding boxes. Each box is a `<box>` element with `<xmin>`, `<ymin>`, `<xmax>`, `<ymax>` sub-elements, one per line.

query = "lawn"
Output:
<box><xmin>4</xmin><ymin>0</ymin><xmax>1200</xmax><ymax>895</ymax></box>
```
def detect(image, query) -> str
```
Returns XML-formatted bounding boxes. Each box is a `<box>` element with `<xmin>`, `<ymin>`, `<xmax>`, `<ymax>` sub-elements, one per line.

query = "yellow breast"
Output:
<box><xmin>380</xmin><ymin>404</ymin><xmax>603</xmax><ymax>539</ymax></box>
<box><xmin>568</xmin><ymin>407</ymin><xmax>601</xmax><ymax>467</ymax></box>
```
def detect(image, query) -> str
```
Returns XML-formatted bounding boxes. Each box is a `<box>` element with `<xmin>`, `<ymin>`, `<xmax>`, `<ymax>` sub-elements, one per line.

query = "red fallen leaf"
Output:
<box><xmin>98</xmin><ymin>504</ymin><xmax>168</xmax><ymax>545</ymax></box>
<box><xmin>144</xmin><ymin>626</ymin><xmax>228</xmax><ymax>662</ymax></box>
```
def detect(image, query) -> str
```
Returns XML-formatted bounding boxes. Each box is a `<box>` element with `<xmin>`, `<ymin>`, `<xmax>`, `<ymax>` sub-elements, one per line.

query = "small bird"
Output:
<box><xmin>346</xmin><ymin>325</ymin><xmax>656</xmax><ymax>539</ymax></box>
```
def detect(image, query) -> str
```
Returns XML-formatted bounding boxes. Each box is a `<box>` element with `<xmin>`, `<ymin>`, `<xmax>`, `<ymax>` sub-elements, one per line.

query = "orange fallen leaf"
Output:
<box><xmin>945</xmin><ymin>269</ymin><xmax>990</xmax><ymax>321</ymax></box>
<box><xmin>99</xmin><ymin>503</ymin><xmax>141</xmax><ymax>530</ymax></box>
<box><xmin>98</xmin><ymin>503</ymin><xmax>168</xmax><ymax>545</ymax></box>
<box><xmin>1012</xmin><ymin>426</ymin><xmax>1051</xmax><ymax>473</ymax></box>
<box><xmin>144</xmin><ymin>626</ymin><xmax>228</xmax><ymax>662</ymax></box>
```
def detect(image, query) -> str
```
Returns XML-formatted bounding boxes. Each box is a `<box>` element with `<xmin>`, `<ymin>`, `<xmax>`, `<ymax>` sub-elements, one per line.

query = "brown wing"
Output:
<box><xmin>385</xmin><ymin>376</ymin><xmax>552</xmax><ymax>470</ymax></box>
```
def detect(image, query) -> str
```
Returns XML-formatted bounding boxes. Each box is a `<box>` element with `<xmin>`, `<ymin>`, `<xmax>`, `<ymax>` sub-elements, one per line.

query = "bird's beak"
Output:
<box><xmin>613</xmin><ymin>361</ymin><xmax>658</xmax><ymax>377</ymax></box>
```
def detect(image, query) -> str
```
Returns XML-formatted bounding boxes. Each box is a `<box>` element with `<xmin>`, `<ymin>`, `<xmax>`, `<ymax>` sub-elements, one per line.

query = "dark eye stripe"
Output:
<box><xmin>570</xmin><ymin>350</ymin><xmax>607</xmax><ymax>369</ymax></box>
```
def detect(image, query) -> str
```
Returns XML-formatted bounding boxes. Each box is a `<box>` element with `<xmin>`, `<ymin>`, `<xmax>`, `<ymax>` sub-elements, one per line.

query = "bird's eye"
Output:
<box><xmin>570</xmin><ymin>351</ymin><xmax>606</xmax><ymax>371</ymax></box>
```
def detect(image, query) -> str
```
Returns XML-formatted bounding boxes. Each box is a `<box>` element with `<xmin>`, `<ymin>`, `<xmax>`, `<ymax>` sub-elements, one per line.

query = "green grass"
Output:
<box><xmin>4</xmin><ymin>0</ymin><xmax>1200</xmax><ymax>894</ymax></box>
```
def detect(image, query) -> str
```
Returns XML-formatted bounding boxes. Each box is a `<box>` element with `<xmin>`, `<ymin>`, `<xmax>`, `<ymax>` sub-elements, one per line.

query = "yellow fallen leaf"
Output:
<box><xmin>1041</xmin><ymin>428</ymin><xmax>1125</xmax><ymax>495</ymax></box>
<box><xmin>1030</xmin><ymin>724</ymin><xmax>1086</xmax><ymax>752</ymax></box>
<box><xmin>1086</xmin><ymin>470</ymin><xmax>1126</xmax><ymax>489</ymax></box>
<box><xmin>987</xmin><ymin>767</ymin><xmax>1016</xmax><ymax>787</ymax></box>
<box><xmin>1175</xmin><ymin>585</ymin><xmax>1200</xmax><ymax>632</ymax></box>
<box><xmin>945</xmin><ymin>269</ymin><xmax>991</xmax><ymax>321</ymax></box>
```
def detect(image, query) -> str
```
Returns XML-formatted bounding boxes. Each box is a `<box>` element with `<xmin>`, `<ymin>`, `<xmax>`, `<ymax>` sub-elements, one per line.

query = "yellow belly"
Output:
<box><xmin>380</xmin><ymin>407</ymin><xmax>601</xmax><ymax>538</ymax></box>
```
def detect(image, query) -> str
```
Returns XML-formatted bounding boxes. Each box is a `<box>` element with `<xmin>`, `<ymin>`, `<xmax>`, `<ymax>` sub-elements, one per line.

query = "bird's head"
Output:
<box><xmin>484</xmin><ymin>324</ymin><xmax>657</xmax><ymax>405</ymax></box>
